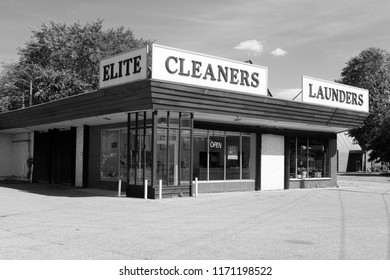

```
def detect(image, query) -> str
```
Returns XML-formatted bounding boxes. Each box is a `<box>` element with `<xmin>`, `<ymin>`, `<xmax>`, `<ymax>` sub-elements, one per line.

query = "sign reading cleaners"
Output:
<box><xmin>99</xmin><ymin>47</ymin><xmax>148</xmax><ymax>89</ymax></box>
<box><xmin>302</xmin><ymin>76</ymin><xmax>369</xmax><ymax>113</ymax></box>
<box><xmin>152</xmin><ymin>44</ymin><xmax>268</xmax><ymax>96</ymax></box>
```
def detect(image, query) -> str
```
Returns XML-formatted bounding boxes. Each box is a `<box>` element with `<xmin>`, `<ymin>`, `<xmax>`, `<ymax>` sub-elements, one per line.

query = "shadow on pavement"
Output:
<box><xmin>0</xmin><ymin>181</ymin><xmax>120</xmax><ymax>198</ymax></box>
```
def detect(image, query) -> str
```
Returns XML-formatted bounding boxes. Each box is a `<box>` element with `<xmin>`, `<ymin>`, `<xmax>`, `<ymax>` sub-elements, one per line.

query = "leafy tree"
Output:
<box><xmin>0</xmin><ymin>19</ymin><xmax>151</xmax><ymax>111</ymax></box>
<box><xmin>338</xmin><ymin>47</ymin><xmax>390</xmax><ymax>163</ymax></box>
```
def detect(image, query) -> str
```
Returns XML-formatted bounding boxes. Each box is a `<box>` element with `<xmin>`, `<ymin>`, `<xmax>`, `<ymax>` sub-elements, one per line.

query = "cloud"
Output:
<box><xmin>271</xmin><ymin>48</ymin><xmax>288</xmax><ymax>57</ymax></box>
<box><xmin>234</xmin><ymin>40</ymin><xmax>264</xmax><ymax>55</ymax></box>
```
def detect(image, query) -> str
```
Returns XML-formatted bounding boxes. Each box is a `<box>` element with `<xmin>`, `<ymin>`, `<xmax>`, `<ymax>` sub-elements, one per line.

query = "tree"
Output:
<box><xmin>338</xmin><ymin>47</ymin><xmax>390</xmax><ymax>163</ymax></box>
<box><xmin>0</xmin><ymin>19</ymin><xmax>151</xmax><ymax>111</ymax></box>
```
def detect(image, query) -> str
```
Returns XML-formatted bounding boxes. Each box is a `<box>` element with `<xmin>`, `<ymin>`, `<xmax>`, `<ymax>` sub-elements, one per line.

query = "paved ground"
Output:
<box><xmin>0</xmin><ymin>174</ymin><xmax>389</xmax><ymax>260</ymax></box>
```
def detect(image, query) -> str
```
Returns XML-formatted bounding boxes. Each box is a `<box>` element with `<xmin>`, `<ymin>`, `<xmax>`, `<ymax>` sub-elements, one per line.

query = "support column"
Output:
<box><xmin>75</xmin><ymin>126</ymin><xmax>84</xmax><ymax>187</ymax></box>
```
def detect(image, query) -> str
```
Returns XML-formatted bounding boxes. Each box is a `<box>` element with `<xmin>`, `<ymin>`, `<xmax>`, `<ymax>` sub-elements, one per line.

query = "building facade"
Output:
<box><xmin>0</xmin><ymin>45</ymin><xmax>369</xmax><ymax>198</ymax></box>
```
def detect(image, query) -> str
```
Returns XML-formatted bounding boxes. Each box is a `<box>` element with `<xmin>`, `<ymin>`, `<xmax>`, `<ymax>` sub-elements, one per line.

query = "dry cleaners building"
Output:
<box><xmin>0</xmin><ymin>45</ymin><xmax>369</xmax><ymax>198</ymax></box>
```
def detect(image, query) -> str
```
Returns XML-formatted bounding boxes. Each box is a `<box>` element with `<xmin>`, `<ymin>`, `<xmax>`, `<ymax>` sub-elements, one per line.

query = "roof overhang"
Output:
<box><xmin>0</xmin><ymin>79</ymin><xmax>368</xmax><ymax>134</ymax></box>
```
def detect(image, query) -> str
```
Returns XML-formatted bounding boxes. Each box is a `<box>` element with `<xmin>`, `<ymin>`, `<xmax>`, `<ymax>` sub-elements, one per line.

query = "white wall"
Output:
<box><xmin>261</xmin><ymin>134</ymin><xmax>285</xmax><ymax>190</ymax></box>
<box><xmin>0</xmin><ymin>132</ymin><xmax>32</xmax><ymax>180</ymax></box>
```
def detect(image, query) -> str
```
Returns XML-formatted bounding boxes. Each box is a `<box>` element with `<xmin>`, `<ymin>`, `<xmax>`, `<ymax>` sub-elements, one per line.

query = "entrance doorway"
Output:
<box><xmin>33</xmin><ymin>128</ymin><xmax>76</xmax><ymax>185</ymax></box>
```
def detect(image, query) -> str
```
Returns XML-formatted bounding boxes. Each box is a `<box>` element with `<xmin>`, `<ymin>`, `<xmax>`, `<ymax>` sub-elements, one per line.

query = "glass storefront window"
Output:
<box><xmin>297</xmin><ymin>137</ymin><xmax>308</xmax><ymax>179</ymax></box>
<box><xmin>226</xmin><ymin>133</ymin><xmax>240</xmax><ymax>180</ymax></box>
<box><xmin>308</xmin><ymin>139</ymin><xmax>329</xmax><ymax>178</ymax></box>
<box><xmin>136</xmin><ymin>128</ymin><xmax>143</xmax><ymax>184</ymax></box>
<box><xmin>155</xmin><ymin>110</ymin><xmax>195</xmax><ymax>186</ymax></box>
<box><xmin>168</xmin><ymin>129</ymin><xmax>180</xmax><ymax>185</ymax></box>
<box><xmin>129</xmin><ymin>129</ymin><xmax>136</xmax><ymax>184</ymax></box>
<box><xmin>208</xmin><ymin>130</ymin><xmax>225</xmax><ymax>180</ymax></box>
<box><xmin>156</xmin><ymin>128</ymin><xmax>167</xmax><ymax>185</ymax></box>
<box><xmin>169</xmin><ymin>112</ymin><xmax>180</xmax><ymax>127</ymax></box>
<box><xmin>193</xmin><ymin>129</ymin><xmax>208</xmax><ymax>180</ymax></box>
<box><xmin>181</xmin><ymin>113</ymin><xmax>191</xmax><ymax>128</ymax></box>
<box><xmin>289</xmin><ymin>137</ymin><xmax>330</xmax><ymax>179</ymax></box>
<box><xmin>145</xmin><ymin>128</ymin><xmax>153</xmax><ymax>183</ymax></box>
<box><xmin>180</xmin><ymin>129</ymin><xmax>191</xmax><ymax>184</ymax></box>
<box><xmin>157</xmin><ymin>111</ymin><xmax>168</xmax><ymax>126</ymax></box>
<box><xmin>102</xmin><ymin>110</ymin><xmax>193</xmax><ymax>188</ymax></box>
<box><xmin>242</xmin><ymin>136</ymin><xmax>251</xmax><ymax>179</ymax></box>
<box><xmin>289</xmin><ymin>137</ymin><xmax>297</xmax><ymax>179</ymax></box>
<box><xmin>119</xmin><ymin>130</ymin><xmax>127</xmax><ymax>181</ymax></box>
<box><xmin>193</xmin><ymin>129</ymin><xmax>254</xmax><ymax>181</ymax></box>
<box><xmin>101</xmin><ymin>130</ymin><xmax>119</xmax><ymax>181</ymax></box>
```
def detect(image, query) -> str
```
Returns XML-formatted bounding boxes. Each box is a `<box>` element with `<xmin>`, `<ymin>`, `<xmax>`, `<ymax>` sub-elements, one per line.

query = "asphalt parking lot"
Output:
<box><xmin>0</xmin><ymin>174</ymin><xmax>389</xmax><ymax>260</ymax></box>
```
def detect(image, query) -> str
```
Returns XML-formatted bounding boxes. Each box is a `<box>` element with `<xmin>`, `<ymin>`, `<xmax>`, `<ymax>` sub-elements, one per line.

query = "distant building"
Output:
<box><xmin>337</xmin><ymin>133</ymin><xmax>366</xmax><ymax>172</ymax></box>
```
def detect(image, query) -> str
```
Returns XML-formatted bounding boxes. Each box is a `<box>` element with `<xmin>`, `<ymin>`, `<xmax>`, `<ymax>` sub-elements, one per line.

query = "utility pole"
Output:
<box><xmin>29</xmin><ymin>80</ymin><xmax>33</xmax><ymax>106</ymax></box>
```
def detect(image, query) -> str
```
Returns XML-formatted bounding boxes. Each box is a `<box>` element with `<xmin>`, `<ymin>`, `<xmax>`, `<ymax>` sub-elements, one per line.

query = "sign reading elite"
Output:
<box><xmin>152</xmin><ymin>44</ymin><xmax>268</xmax><ymax>96</ymax></box>
<box><xmin>99</xmin><ymin>47</ymin><xmax>148</xmax><ymax>89</ymax></box>
<box><xmin>302</xmin><ymin>76</ymin><xmax>369</xmax><ymax>113</ymax></box>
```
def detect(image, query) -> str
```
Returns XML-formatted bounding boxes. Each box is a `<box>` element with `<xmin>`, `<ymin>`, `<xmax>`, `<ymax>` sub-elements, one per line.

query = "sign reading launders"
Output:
<box><xmin>302</xmin><ymin>76</ymin><xmax>369</xmax><ymax>113</ymax></box>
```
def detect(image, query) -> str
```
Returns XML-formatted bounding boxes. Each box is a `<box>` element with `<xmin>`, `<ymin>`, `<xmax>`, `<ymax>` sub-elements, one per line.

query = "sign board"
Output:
<box><xmin>302</xmin><ymin>76</ymin><xmax>369</xmax><ymax>113</ymax></box>
<box><xmin>99</xmin><ymin>46</ymin><xmax>148</xmax><ymax>89</ymax></box>
<box><xmin>152</xmin><ymin>44</ymin><xmax>268</xmax><ymax>96</ymax></box>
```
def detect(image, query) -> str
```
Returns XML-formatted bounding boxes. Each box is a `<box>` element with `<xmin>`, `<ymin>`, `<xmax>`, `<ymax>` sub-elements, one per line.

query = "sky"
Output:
<box><xmin>1</xmin><ymin>0</ymin><xmax>390</xmax><ymax>99</ymax></box>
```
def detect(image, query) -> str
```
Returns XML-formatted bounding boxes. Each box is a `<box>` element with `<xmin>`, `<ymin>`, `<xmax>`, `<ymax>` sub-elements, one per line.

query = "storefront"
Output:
<box><xmin>0</xmin><ymin>44</ymin><xmax>369</xmax><ymax>198</ymax></box>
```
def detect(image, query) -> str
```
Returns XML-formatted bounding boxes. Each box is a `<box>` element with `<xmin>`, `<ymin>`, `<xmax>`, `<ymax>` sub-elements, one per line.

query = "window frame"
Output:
<box><xmin>288</xmin><ymin>136</ymin><xmax>331</xmax><ymax>180</ymax></box>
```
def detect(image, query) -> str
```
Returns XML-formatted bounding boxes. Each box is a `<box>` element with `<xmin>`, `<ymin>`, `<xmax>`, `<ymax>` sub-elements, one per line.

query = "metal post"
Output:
<box><xmin>118</xmin><ymin>179</ymin><xmax>122</xmax><ymax>197</ymax></box>
<box><xmin>29</xmin><ymin>80</ymin><xmax>33</xmax><ymax>106</ymax></box>
<box><xmin>144</xmin><ymin>179</ymin><xmax>148</xmax><ymax>199</ymax></box>
<box><xmin>195</xmin><ymin>177</ymin><xmax>198</xmax><ymax>197</ymax></box>
<box><xmin>29</xmin><ymin>165</ymin><xmax>33</xmax><ymax>184</ymax></box>
<box><xmin>159</xmin><ymin>179</ymin><xmax>162</xmax><ymax>199</ymax></box>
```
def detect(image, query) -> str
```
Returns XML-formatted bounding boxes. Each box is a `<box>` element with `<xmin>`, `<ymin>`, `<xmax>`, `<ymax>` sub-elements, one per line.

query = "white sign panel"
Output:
<box><xmin>152</xmin><ymin>44</ymin><xmax>268</xmax><ymax>96</ymax></box>
<box><xmin>99</xmin><ymin>47</ymin><xmax>148</xmax><ymax>89</ymax></box>
<box><xmin>302</xmin><ymin>75</ymin><xmax>369</xmax><ymax>113</ymax></box>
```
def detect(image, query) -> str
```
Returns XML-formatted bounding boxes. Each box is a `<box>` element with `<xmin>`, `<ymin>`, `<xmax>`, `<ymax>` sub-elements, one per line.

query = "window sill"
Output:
<box><xmin>197</xmin><ymin>179</ymin><xmax>255</xmax><ymax>183</ymax></box>
<box><xmin>290</xmin><ymin>177</ymin><xmax>331</xmax><ymax>181</ymax></box>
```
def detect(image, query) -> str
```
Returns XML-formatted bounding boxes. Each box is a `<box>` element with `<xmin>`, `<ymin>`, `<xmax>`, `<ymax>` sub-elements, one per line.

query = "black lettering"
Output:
<box><xmin>251</xmin><ymin>72</ymin><xmax>260</xmax><ymax>87</ymax></box>
<box><xmin>165</xmin><ymin>56</ymin><xmax>178</xmax><ymax>74</ymax></box>
<box><xmin>332</xmin><ymin>88</ymin><xmax>338</xmax><ymax>101</ymax></box>
<box><xmin>230</xmin><ymin>68</ymin><xmax>239</xmax><ymax>84</ymax></box>
<box><xmin>240</xmin><ymin>70</ymin><xmax>250</xmax><ymax>86</ymax></box>
<box><xmin>110</xmin><ymin>63</ymin><xmax>118</xmax><ymax>80</ymax></box>
<box><xmin>339</xmin><ymin>90</ymin><xmax>346</xmax><ymax>102</ymax></box>
<box><xmin>346</xmin><ymin>91</ymin><xmax>352</xmax><ymax>104</ymax></box>
<box><xmin>358</xmin><ymin>94</ymin><xmax>364</xmax><ymax>106</ymax></box>
<box><xmin>122</xmin><ymin>58</ymin><xmax>133</xmax><ymax>76</ymax></box>
<box><xmin>117</xmin><ymin>61</ymin><xmax>123</xmax><ymax>78</ymax></box>
<box><xmin>203</xmin><ymin>64</ymin><xmax>216</xmax><ymax>81</ymax></box>
<box><xmin>217</xmin><ymin>66</ymin><xmax>228</xmax><ymax>82</ymax></box>
<box><xmin>317</xmin><ymin>86</ymin><xmax>324</xmax><ymax>99</ymax></box>
<box><xmin>324</xmin><ymin>87</ymin><xmax>331</xmax><ymax>100</ymax></box>
<box><xmin>133</xmin><ymin>55</ymin><xmax>142</xmax><ymax>74</ymax></box>
<box><xmin>191</xmin><ymin>60</ymin><xmax>202</xmax><ymax>78</ymax></box>
<box><xmin>309</xmin><ymin>83</ymin><xmax>316</xmax><ymax>97</ymax></box>
<box><xmin>103</xmin><ymin>64</ymin><xmax>110</xmax><ymax>81</ymax></box>
<box><xmin>351</xmin><ymin>92</ymin><xmax>357</xmax><ymax>105</ymax></box>
<box><xmin>179</xmin><ymin>57</ymin><xmax>190</xmax><ymax>76</ymax></box>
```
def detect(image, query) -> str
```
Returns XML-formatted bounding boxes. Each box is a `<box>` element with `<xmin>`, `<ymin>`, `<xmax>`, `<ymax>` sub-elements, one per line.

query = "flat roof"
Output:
<box><xmin>0</xmin><ymin>79</ymin><xmax>368</xmax><ymax>134</ymax></box>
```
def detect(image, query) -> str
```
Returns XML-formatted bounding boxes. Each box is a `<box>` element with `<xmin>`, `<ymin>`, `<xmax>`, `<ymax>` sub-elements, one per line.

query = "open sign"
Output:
<box><xmin>209</xmin><ymin>140</ymin><xmax>223</xmax><ymax>149</ymax></box>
